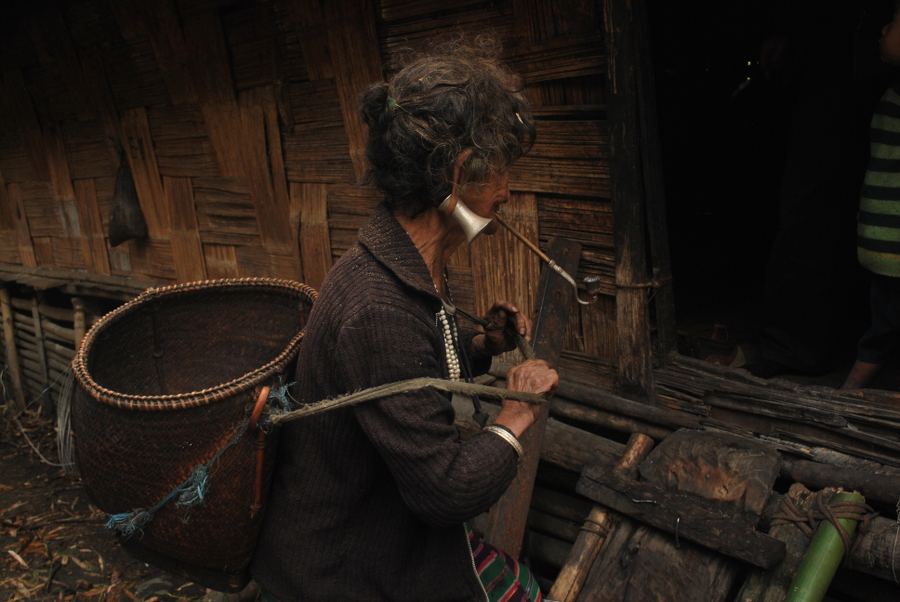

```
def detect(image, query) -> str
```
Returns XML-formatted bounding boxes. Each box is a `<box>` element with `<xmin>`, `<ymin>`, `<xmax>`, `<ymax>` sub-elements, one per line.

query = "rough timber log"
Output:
<box><xmin>549</xmin><ymin>433</ymin><xmax>655</xmax><ymax>602</ymax></box>
<box><xmin>576</xmin><ymin>430</ymin><xmax>782</xmax><ymax>601</ymax></box>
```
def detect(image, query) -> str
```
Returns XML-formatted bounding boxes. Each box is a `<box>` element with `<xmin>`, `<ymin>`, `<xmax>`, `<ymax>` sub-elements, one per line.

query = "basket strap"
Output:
<box><xmin>267</xmin><ymin>378</ymin><xmax>546</xmax><ymax>425</ymax></box>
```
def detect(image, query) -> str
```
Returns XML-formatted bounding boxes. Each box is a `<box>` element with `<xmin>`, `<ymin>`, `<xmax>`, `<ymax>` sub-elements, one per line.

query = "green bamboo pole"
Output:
<box><xmin>783</xmin><ymin>491</ymin><xmax>865</xmax><ymax>602</ymax></box>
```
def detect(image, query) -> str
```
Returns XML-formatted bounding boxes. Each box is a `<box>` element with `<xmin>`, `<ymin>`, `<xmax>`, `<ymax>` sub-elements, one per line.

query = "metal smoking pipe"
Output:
<box><xmin>493</xmin><ymin>213</ymin><xmax>600</xmax><ymax>305</ymax></box>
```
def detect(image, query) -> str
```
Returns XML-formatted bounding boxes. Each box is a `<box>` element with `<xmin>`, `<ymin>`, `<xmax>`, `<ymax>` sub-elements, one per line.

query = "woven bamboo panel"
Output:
<box><xmin>103</xmin><ymin>36</ymin><xmax>171</xmax><ymax>110</ymax></box>
<box><xmin>19</xmin><ymin>185</ymin><xmax>60</xmax><ymax>238</ymax></box>
<box><xmin>50</xmin><ymin>238</ymin><xmax>87</xmax><ymax>271</ymax></box>
<box><xmin>0</xmin><ymin>0</ymin><xmax>619</xmax><ymax>395</ymax></box>
<box><xmin>192</xmin><ymin>178</ymin><xmax>262</xmax><ymax>247</ymax></box>
<box><xmin>63</xmin><ymin>120</ymin><xmax>115</xmax><ymax>180</ymax></box>
<box><xmin>146</xmin><ymin>104</ymin><xmax>220</xmax><ymax>178</ymax></box>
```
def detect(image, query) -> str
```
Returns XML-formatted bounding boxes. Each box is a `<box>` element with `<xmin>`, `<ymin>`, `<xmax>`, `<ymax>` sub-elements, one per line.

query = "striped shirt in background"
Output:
<box><xmin>859</xmin><ymin>84</ymin><xmax>900</xmax><ymax>277</ymax></box>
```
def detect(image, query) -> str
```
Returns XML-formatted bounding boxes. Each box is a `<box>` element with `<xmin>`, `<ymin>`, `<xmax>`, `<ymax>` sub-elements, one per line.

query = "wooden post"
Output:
<box><xmin>72</xmin><ymin>297</ymin><xmax>86</xmax><ymax>353</ymax></box>
<box><xmin>1</xmin><ymin>286</ymin><xmax>26</xmax><ymax>411</ymax></box>
<box><xmin>605</xmin><ymin>0</ymin><xmax>655</xmax><ymax>398</ymax></box>
<box><xmin>632</xmin><ymin>0</ymin><xmax>676</xmax><ymax>363</ymax></box>
<box><xmin>30</xmin><ymin>295</ymin><xmax>52</xmax><ymax>414</ymax></box>
<box><xmin>483</xmin><ymin>237</ymin><xmax>581</xmax><ymax>557</ymax></box>
<box><xmin>549</xmin><ymin>432</ymin><xmax>655</xmax><ymax>602</ymax></box>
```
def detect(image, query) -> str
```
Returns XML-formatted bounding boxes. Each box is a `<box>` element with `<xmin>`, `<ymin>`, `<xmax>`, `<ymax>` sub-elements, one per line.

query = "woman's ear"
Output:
<box><xmin>450</xmin><ymin>149</ymin><xmax>474</xmax><ymax>197</ymax></box>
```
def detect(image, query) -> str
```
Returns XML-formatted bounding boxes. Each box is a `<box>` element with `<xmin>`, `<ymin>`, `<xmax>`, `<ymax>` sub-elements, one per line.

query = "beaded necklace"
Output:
<box><xmin>438</xmin><ymin>302</ymin><xmax>461</xmax><ymax>380</ymax></box>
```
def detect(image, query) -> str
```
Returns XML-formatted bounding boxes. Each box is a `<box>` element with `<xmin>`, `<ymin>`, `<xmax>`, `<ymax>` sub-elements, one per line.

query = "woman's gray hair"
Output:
<box><xmin>359</xmin><ymin>35</ymin><xmax>536</xmax><ymax>217</ymax></box>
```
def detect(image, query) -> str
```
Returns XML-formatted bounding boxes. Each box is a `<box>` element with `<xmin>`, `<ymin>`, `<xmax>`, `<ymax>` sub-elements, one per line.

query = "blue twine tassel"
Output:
<box><xmin>268</xmin><ymin>381</ymin><xmax>296</xmax><ymax>413</ymax></box>
<box><xmin>106</xmin><ymin>508</ymin><xmax>154</xmax><ymax>538</ymax></box>
<box><xmin>176</xmin><ymin>465</ymin><xmax>210</xmax><ymax>508</ymax></box>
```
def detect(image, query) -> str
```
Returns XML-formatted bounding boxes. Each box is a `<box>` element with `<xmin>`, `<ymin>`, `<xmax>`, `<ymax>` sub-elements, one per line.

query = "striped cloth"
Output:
<box><xmin>859</xmin><ymin>83</ymin><xmax>900</xmax><ymax>277</ymax></box>
<box><xmin>467</xmin><ymin>526</ymin><xmax>542</xmax><ymax>602</ymax></box>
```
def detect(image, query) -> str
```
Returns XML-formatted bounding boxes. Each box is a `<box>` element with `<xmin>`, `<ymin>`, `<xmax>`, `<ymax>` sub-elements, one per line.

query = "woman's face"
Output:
<box><xmin>459</xmin><ymin>171</ymin><xmax>510</xmax><ymax>235</ymax></box>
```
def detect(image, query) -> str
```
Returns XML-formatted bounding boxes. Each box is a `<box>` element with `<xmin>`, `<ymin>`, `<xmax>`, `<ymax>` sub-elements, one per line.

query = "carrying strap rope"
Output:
<box><xmin>105</xmin><ymin>378</ymin><xmax>546</xmax><ymax>536</ymax></box>
<box><xmin>265</xmin><ymin>378</ymin><xmax>546</xmax><ymax>426</ymax></box>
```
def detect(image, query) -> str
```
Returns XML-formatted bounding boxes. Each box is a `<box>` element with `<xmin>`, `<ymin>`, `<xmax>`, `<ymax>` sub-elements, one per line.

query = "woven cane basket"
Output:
<box><xmin>70</xmin><ymin>278</ymin><xmax>316</xmax><ymax>592</ymax></box>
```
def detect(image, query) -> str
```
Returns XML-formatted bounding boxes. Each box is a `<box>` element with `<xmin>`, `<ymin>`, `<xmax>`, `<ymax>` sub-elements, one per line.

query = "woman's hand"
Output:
<box><xmin>472</xmin><ymin>300</ymin><xmax>532</xmax><ymax>357</ymax></box>
<box><xmin>494</xmin><ymin>359</ymin><xmax>558</xmax><ymax>438</ymax></box>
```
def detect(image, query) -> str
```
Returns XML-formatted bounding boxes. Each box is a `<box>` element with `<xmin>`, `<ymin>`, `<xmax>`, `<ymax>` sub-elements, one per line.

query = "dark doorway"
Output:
<box><xmin>647</xmin><ymin>0</ymin><xmax>900</xmax><ymax>390</ymax></box>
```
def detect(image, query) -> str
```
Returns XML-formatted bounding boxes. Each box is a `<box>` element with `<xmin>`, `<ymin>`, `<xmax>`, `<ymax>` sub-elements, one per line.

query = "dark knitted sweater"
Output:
<box><xmin>251</xmin><ymin>204</ymin><xmax>519</xmax><ymax>602</ymax></box>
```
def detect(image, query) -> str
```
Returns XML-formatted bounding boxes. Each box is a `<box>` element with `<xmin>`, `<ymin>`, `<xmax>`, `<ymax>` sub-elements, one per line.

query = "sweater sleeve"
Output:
<box><xmin>336</xmin><ymin>301</ymin><xmax>518</xmax><ymax>527</ymax></box>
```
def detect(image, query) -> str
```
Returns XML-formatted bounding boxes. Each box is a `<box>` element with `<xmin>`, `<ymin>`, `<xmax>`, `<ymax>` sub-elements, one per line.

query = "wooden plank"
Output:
<box><xmin>484</xmin><ymin>236</ymin><xmax>581</xmax><ymax>557</ymax></box>
<box><xmin>120</xmin><ymin>107</ymin><xmax>170</xmax><ymax>239</ymax></box>
<box><xmin>73</xmin><ymin>179</ymin><xmax>111</xmax><ymax>275</ymax></box>
<box><xmin>324</xmin><ymin>0</ymin><xmax>383</xmax><ymax>180</ymax></box>
<box><xmin>578</xmin><ymin>429</ymin><xmax>783</xmax><ymax>601</ymax></box>
<box><xmin>631</xmin><ymin>0</ymin><xmax>676</xmax><ymax>364</ymax></box>
<box><xmin>605</xmin><ymin>0</ymin><xmax>654</xmax><ymax>398</ymax></box>
<box><xmin>550</xmin><ymin>433</ymin><xmax>655</xmax><ymax>602</ymax></box>
<box><xmin>293</xmin><ymin>182</ymin><xmax>332</xmax><ymax>290</ymax></box>
<box><xmin>8</xmin><ymin>183</ymin><xmax>38</xmax><ymax>268</ymax></box>
<box><xmin>164</xmin><ymin>176</ymin><xmax>207</xmax><ymax>282</ymax></box>
<box><xmin>577</xmin><ymin>469</ymin><xmax>786</xmax><ymax>569</ymax></box>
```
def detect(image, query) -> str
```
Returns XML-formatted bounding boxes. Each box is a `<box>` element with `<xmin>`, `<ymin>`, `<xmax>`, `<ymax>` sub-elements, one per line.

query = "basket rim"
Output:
<box><xmin>72</xmin><ymin>277</ymin><xmax>317</xmax><ymax>411</ymax></box>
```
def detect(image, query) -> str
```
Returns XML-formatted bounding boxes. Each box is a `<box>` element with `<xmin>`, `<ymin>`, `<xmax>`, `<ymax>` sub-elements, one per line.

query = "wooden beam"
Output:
<box><xmin>483</xmin><ymin>236</ymin><xmax>581</xmax><ymax>557</ymax></box>
<box><xmin>605</xmin><ymin>0</ymin><xmax>655</xmax><ymax>397</ymax></box>
<box><xmin>578</xmin><ymin>466</ymin><xmax>786</xmax><ymax>569</ymax></box>
<box><xmin>632</xmin><ymin>0</ymin><xmax>676</xmax><ymax>363</ymax></box>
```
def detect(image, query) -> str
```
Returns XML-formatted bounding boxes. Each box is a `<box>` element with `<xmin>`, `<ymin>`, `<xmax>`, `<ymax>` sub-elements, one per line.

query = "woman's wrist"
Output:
<box><xmin>493</xmin><ymin>407</ymin><xmax>534</xmax><ymax>439</ymax></box>
<box><xmin>470</xmin><ymin>334</ymin><xmax>491</xmax><ymax>359</ymax></box>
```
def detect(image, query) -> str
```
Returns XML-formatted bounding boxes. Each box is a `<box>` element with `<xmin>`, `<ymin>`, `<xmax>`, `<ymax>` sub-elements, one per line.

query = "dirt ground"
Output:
<box><xmin>0</xmin><ymin>409</ymin><xmax>248</xmax><ymax>602</ymax></box>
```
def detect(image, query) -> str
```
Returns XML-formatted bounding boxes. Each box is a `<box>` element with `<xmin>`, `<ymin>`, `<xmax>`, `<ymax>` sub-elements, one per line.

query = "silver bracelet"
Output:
<box><xmin>483</xmin><ymin>425</ymin><xmax>524</xmax><ymax>460</ymax></box>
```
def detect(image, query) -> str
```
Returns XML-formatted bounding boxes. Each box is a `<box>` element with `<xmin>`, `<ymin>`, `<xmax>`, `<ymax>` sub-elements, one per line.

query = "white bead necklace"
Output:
<box><xmin>438</xmin><ymin>306</ymin><xmax>461</xmax><ymax>381</ymax></box>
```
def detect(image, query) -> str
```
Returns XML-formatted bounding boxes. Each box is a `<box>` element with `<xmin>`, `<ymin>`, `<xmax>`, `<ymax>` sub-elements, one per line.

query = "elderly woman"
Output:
<box><xmin>252</xmin><ymin>39</ymin><xmax>558</xmax><ymax>602</ymax></box>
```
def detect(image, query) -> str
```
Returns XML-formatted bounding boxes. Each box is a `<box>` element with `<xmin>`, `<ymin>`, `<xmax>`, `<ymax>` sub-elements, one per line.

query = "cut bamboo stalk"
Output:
<box><xmin>783</xmin><ymin>491</ymin><xmax>865</xmax><ymax>602</ymax></box>
<box><xmin>0</xmin><ymin>286</ymin><xmax>26</xmax><ymax>410</ymax></box>
<box><xmin>36</xmin><ymin>303</ymin><xmax>75</xmax><ymax>323</ymax></box>
<box><xmin>31</xmin><ymin>297</ymin><xmax>49</xmax><ymax>388</ymax></box>
<box><xmin>9</xmin><ymin>297</ymin><xmax>30</xmax><ymax>311</ymax></box>
<box><xmin>72</xmin><ymin>298</ymin><xmax>86</xmax><ymax>352</ymax></box>
<box><xmin>41</xmin><ymin>318</ymin><xmax>75</xmax><ymax>345</ymax></box>
<box><xmin>549</xmin><ymin>433</ymin><xmax>655</xmax><ymax>602</ymax></box>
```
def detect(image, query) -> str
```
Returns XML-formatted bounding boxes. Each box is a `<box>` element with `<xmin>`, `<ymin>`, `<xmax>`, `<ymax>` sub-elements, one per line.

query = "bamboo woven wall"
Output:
<box><xmin>0</xmin><ymin>0</ymin><xmax>613</xmax><ymax>384</ymax></box>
